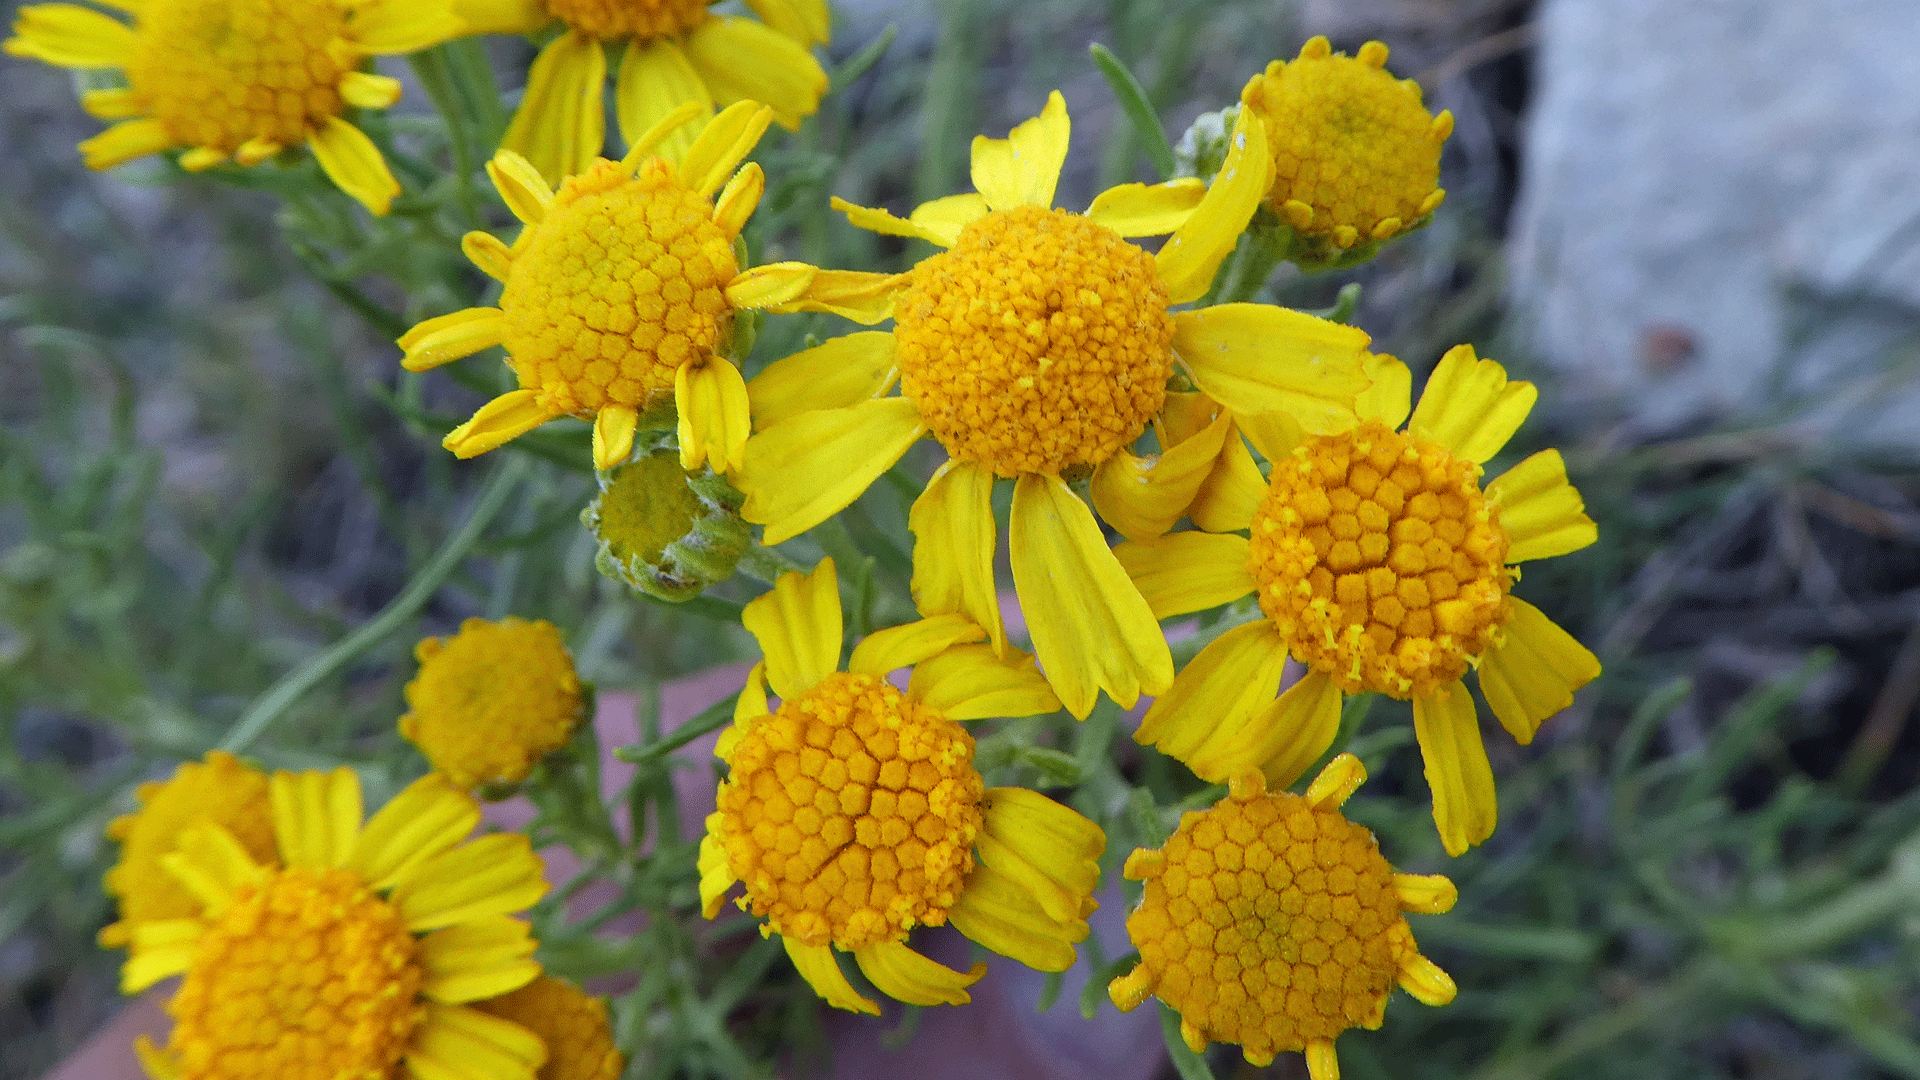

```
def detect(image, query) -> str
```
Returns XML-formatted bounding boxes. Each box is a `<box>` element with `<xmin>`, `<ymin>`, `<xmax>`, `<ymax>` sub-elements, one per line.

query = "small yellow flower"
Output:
<box><xmin>476</xmin><ymin>976</ymin><xmax>625</xmax><ymax>1080</ymax></box>
<box><xmin>1109</xmin><ymin>755</ymin><xmax>1457</xmax><ymax>1077</ymax></box>
<box><xmin>3</xmin><ymin>0</ymin><xmax>463</xmax><ymax>214</ymax></box>
<box><xmin>124</xmin><ymin>769</ymin><xmax>550</xmax><ymax>1080</ymax></box>
<box><xmin>1119</xmin><ymin>346</ymin><xmax>1602</xmax><ymax>855</ymax></box>
<box><xmin>729</xmin><ymin>91</ymin><xmax>1379</xmax><ymax>719</ymax></box>
<box><xmin>698</xmin><ymin>558</ymin><xmax>1105</xmax><ymax>1012</ymax></box>
<box><xmin>401</xmin><ymin>616</ymin><xmax>585</xmax><ymax>790</ymax></box>
<box><xmin>399</xmin><ymin>102</ymin><xmax>811</xmax><ymax>473</ymax></box>
<box><xmin>99</xmin><ymin>751</ymin><xmax>277</xmax><ymax>949</ymax></box>
<box><xmin>459</xmin><ymin>0</ymin><xmax>828</xmax><ymax>184</ymax></box>
<box><xmin>1243</xmin><ymin>36</ymin><xmax>1452</xmax><ymax>251</ymax></box>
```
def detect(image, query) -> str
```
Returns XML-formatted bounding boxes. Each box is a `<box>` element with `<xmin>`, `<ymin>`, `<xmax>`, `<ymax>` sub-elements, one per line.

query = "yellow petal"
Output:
<box><xmin>947</xmin><ymin>857</ymin><xmax>1084</xmax><ymax>972</ymax></box>
<box><xmin>854</xmin><ymin>941</ymin><xmax>983</xmax><ymax>1006</ymax></box>
<box><xmin>81</xmin><ymin>86</ymin><xmax>143</xmax><ymax>119</ymax></box>
<box><xmin>348</xmin><ymin>773</ymin><xmax>481</xmax><ymax>891</ymax></box>
<box><xmin>1198</xmin><ymin>668</ymin><xmax>1343</xmax><ymax>789</ymax></box>
<box><xmin>1112</xmin><ymin>531</ymin><xmax>1254</xmax><ymax>620</ymax></box>
<box><xmin>443</xmin><ymin>389</ymin><xmax>555</xmax><ymax>459</ymax></box>
<box><xmin>1486</xmin><ymin>449</ymin><xmax>1597</xmax><ymax>562</ymax></box>
<box><xmin>406</xmin><ymin>1003</ymin><xmax>545</xmax><ymax>1080</ymax></box>
<box><xmin>743</xmin><ymin>0</ymin><xmax>827</xmax><ymax>45</ymax></box>
<box><xmin>716</xmin><ymin>662</ymin><xmax>770</xmax><ymax>761</ymax></box>
<box><xmin>485</xmin><ymin>150</ymin><xmax>552</xmax><ymax>225</ymax></box>
<box><xmin>1084</xmin><ymin>177</ymin><xmax>1207</xmax><ymax>237</ymax></box>
<box><xmin>123</xmin><ymin>919</ymin><xmax>202</xmax><ymax>993</ymax></box>
<box><xmin>309</xmin><ymin>116</ymin><xmax>400</xmax><ymax>215</ymax></box>
<box><xmin>1357</xmin><ymin>351</ymin><xmax>1412</xmax><ymax>428</ymax></box>
<box><xmin>448</xmin><ymin>0</ymin><xmax>547</xmax><ymax>35</ymax></box>
<box><xmin>724</xmin><ymin>260</ymin><xmax>814</xmax><ymax>311</ymax></box>
<box><xmin>1407</xmin><ymin>344</ymin><xmax>1537</xmax><ymax>464</ymax></box>
<box><xmin>1009</xmin><ymin>473</ymin><xmax>1172</xmax><ymax>717</ymax></box>
<box><xmin>970</xmin><ymin>89</ymin><xmax>1069</xmax><ymax>212</ymax></box>
<box><xmin>4</xmin><ymin>3</ymin><xmax>133</xmax><ymax>68</ymax></box>
<box><xmin>747</xmin><ymin>330</ymin><xmax>896</xmax><ymax>429</ymax></box>
<box><xmin>1306</xmin><ymin>1039</ymin><xmax>1341</xmax><ymax>1080</ymax></box>
<box><xmin>676</xmin><ymin>359</ymin><xmax>750</xmax><ymax>473</ymax></box>
<box><xmin>766</xmin><ymin>264</ymin><xmax>905</xmax><ymax>324</ymax></box>
<box><xmin>350</xmin><ymin>0</ymin><xmax>464</xmax><ymax>54</ymax></box>
<box><xmin>339</xmin><ymin>70</ymin><xmax>403</xmax><ymax>109</ymax></box>
<box><xmin>908</xmin><ymin>459</ymin><xmax>1004</xmax><ymax>653</ymax></box>
<box><xmin>176</xmin><ymin>145</ymin><xmax>225</xmax><ymax>172</ymax></box>
<box><xmin>499</xmin><ymin>31</ymin><xmax>605</xmax><ymax>186</ymax></box>
<box><xmin>1134</xmin><ymin>620</ymin><xmax>1288</xmax><ymax>766</ymax></box>
<box><xmin>1412</xmin><ymin>681</ymin><xmax>1498</xmax><ymax>856</ymax></box>
<box><xmin>679</xmin><ymin>99</ymin><xmax>772</xmax><ymax>199</ymax></box>
<box><xmin>1393</xmin><ymin>873</ymin><xmax>1458</xmax><ymax>914</ymax></box>
<box><xmin>417</xmin><ymin>916</ymin><xmax>539</xmax><ymax>1004</ymax></box>
<box><xmin>1303</xmin><ymin>751</ymin><xmax>1367</xmax><ymax>809</ymax></box>
<box><xmin>784</xmin><ymin>939</ymin><xmax>879</xmax><ymax>1014</ymax></box>
<box><xmin>614</xmin><ymin>39</ymin><xmax>710</xmax><ymax>167</ymax></box>
<box><xmin>1190</xmin><ymin>429</ymin><xmax>1266</xmax><ymax>533</ymax></box>
<box><xmin>78</xmin><ymin>117</ymin><xmax>172</xmax><ymax>169</ymax></box>
<box><xmin>831</xmin><ymin>195</ymin><xmax>939</xmax><ymax>243</ymax></box>
<box><xmin>906</xmin><ymin>642</ymin><xmax>1060</xmax><ymax>720</ymax></box>
<box><xmin>233</xmin><ymin>135</ymin><xmax>281</xmax><ymax>166</ymax></box>
<box><xmin>1235</xmin><ymin>409</ymin><xmax>1304</xmax><ymax>462</ymax></box>
<box><xmin>1089</xmin><ymin>409</ymin><xmax>1233</xmax><ymax>543</ymax></box>
<box><xmin>711</xmin><ymin>160</ymin><xmax>764</xmax><ymax>237</ymax></box>
<box><xmin>740</xmin><ymin>557</ymin><xmax>841</xmax><ymax>699</ymax></box>
<box><xmin>906</xmin><ymin>192</ymin><xmax>990</xmax><ymax>246</ymax></box>
<box><xmin>592</xmin><ymin>404</ymin><xmax>638</xmax><ymax>470</ymax></box>
<box><xmin>697</xmin><ymin>820</ymin><xmax>735</xmax><ymax>918</ymax></box>
<box><xmin>848</xmin><ymin>613</ymin><xmax>984</xmax><ymax>675</ymax></box>
<box><xmin>1398</xmin><ymin>954</ymin><xmax>1458</xmax><ymax>1006</ymax></box>
<box><xmin>389</xmin><ymin>833</ymin><xmax>548</xmax><ymax>931</ymax></box>
<box><xmin>134</xmin><ymin>1037</ymin><xmax>181</xmax><ymax>1080</ymax></box>
<box><xmin>269</xmin><ymin>768</ymin><xmax>361</xmax><ymax>870</ymax></box>
<box><xmin>976</xmin><ymin>786</ymin><xmax>1103</xmax><ymax>920</ymax></box>
<box><xmin>1155</xmin><ymin>104</ymin><xmax>1272</xmax><ymax>303</ymax></box>
<box><xmin>1478</xmin><ymin>596</ymin><xmax>1600</xmax><ymax>745</ymax></box>
<box><xmin>681</xmin><ymin>16</ymin><xmax>827</xmax><ymax>129</ymax></box>
<box><xmin>738</xmin><ymin>397</ymin><xmax>925</xmax><ymax>544</ymax></box>
<box><xmin>461</xmin><ymin>231</ymin><xmax>513</xmax><ymax>281</ymax></box>
<box><xmin>397</xmin><ymin>307</ymin><xmax>504</xmax><ymax>371</ymax></box>
<box><xmin>159</xmin><ymin>823</ymin><xmax>266</xmax><ymax>913</ymax></box>
<box><xmin>1173</xmin><ymin>305</ymin><xmax>1372</xmax><ymax>434</ymax></box>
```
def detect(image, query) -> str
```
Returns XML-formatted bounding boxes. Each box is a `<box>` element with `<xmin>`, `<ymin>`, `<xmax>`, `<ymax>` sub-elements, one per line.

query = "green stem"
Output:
<box><xmin>736</xmin><ymin>543</ymin><xmax>807</xmax><ymax>584</ymax></box>
<box><xmin>614</xmin><ymin>695</ymin><xmax>735</xmax><ymax>765</ymax></box>
<box><xmin>220</xmin><ymin>456</ymin><xmax>528</xmax><ymax>753</ymax></box>
<box><xmin>407</xmin><ymin>48</ymin><xmax>482</xmax><ymax>228</ymax></box>
<box><xmin>1213</xmin><ymin>227</ymin><xmax>1289</xmax><ymax>304</ymax></box>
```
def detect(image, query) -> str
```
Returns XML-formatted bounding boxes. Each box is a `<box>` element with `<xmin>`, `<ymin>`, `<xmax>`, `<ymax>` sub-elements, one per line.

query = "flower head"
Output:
<box><xmin>729</xmin><ymin>91</ymin><xmax>1378</xmax><ymax>718</ymax></box>
<box><xmin>699</xmin><ymin>558</ymin><xmax>1106</xmax><ymax>1012</ymax></box>
<box><xmin>1242</xmin><ymin>37</ymin><xmax>1451</xmax><ymax>256</ymax></box>
<box><xmin>99</xmin><ymin>751</ymin><xmax>277</xmax><ymax>948</ymax></box>
<box><xmin>476</xmin><ymin>976</ymin><xmax>624</xmax><ymax>1080</ymax></box>
<box><xmin>464</xmin><ymin>0</ymin><xmax>828</xmax><ymax>184</ymax></box>
<box><xmin>4</xmin><ymin>0</ymin><xmax>463</xmax><ymax>213</ymax></box>
<box><xmin>401</xmin><ymin>616</ymin><xmax>585</xmax><ymax>791</ymax></box>
<box><xmin>1109</xmin><ymin>755</ymin><xmax>1457</xmax><ymax>1076</ymax></box>
<box><xmin>124</xmin><ymin>769</ymin><xmax>550</xmax><ymax>1080</ymax></box>
<box><xmin>580</xmin><ymin>434</ymin><xmax>750</xmax><ymax>601</ymax></box>
<box><xmin>1120</xmin><ymin>346</ymin><xmax>1602</xmax><ymax>854</ymax></box>
<box><xmin>399</xmin><ymin>102</ymin><xmax>810</xmax><ymax>473</ymax></box>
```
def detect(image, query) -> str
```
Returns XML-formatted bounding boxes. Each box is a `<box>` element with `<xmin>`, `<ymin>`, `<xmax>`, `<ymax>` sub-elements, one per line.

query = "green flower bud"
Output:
<box><xmin>582</xmin><ymin>436</ymin><xmax>750</xmax><ymax>602</ymax></box>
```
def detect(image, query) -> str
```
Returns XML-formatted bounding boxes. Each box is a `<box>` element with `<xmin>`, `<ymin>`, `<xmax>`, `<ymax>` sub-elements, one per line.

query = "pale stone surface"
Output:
<box><xmin>1507</xmin><ymin>0</ymin><xmax>1920</xmax><ymax>441</ymax></box>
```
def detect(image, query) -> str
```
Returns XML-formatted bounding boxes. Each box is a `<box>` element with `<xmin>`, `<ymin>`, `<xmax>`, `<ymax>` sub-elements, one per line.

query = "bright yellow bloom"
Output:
<box><xmin>3</xmin><ymin>0</ymin><xmax>462</xmax><ymax>214</ymax></box>
<box><xmin>400</xmin><ymin>102</ymin><xmax>812</xmax><ymax>472</ymax></box>
<box><xmin>1109</xmin><ymin>755</ymin><xmax>1457</xmax><ymax>1076</ymax></box>
<box><xmin>459</xmin><ymin>0</ymin><xmax>827</xmax><ymax>184</ymax></box>
<box><xmin>125</xmin><ymin>769</ymin><xmax>550</xmax><ymax>1080</ymax></box>
<box><xmin>476</xmin><ymin>976</ymin><xmax>624</xmax><ymax>1080</ymax></box>
<box><xmin>99</xmin><ymin>751</ymin><xmax>277</xmax><ymax>949</ymax></box>
<box><xmin>699</xmin><ymin>558</ymin><xmax>1106</xmax><ymax>1012</ymax></box>
<box><xmin>1119</xmin><ymin>346</ymin><xmax>1602</xmax><ymax>855</ymax></box>
<box><xmin>729</xmin><ymin>91</ymin><xmax>1378</xmax><ymax>718</ymax></box>
<box><xmin>1243</xmin><ymin>36</ymin><xmax>1452</xmax><ymax>251</ymax></box>
<box><xmin>402</xmin><ymin>616</ymin><xmax>585</xmax><ymax>790</ymax></box>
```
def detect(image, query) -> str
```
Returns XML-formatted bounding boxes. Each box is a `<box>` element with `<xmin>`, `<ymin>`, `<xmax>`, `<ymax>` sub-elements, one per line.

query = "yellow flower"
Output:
<box><xmin>99</xmin><ymin>751</ymin><xmax>277</xmax><ymax>949</ymax></box>
<box><xmin>399</xmin><ymin>102</ymin><xmax>811</xmax><ymax>472</ymax></box>
<box><xmin>402</xmin><ymin>616</ymin><xmax>585</xmax><ymax>791</ymax></box>
<box><xmin>1118</xmin><ymin>346</ymin><xmax>1602</xmax><ymax>855</ymax></box>
<box><xmin>476</xmin><ymin>976</ymin><xmax>624</xmax><ymax>1080</ymax></box>
<box><xmin>459</xmin><ymin>0</ymin><xmax>827</xmax><ymax>184</ymax></box>
<box><xmin>124</xmin><ymin>769</ymin><xmax>551</xmax><ymax>1080</ymax></box>
<box><xmin>3</xmin><ymin>0</ymin><xmax>463</xmax><ymax>214</ymax></box>
<box><xmin>1243</xmin><ymin>36</ymin><xmax>1452</xmax><ymax>251</ymax></box>
<box><xmin>729</xmin><ymin>91</ymin><xmax>1378</xmax><ymax>718</ymax></box>
<box><xmin>698</xmin><ymin>558</ymin><xmax>1106</xmax><ymax>1012</ymax></box>
<box><xmin>1109</xmin><ymin>754</ymin><xmax>1457</xmax><ymax>1076</ymax></box>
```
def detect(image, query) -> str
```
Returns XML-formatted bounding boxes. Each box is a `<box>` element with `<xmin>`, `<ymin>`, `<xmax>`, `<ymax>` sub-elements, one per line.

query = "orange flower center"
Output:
<box><xmin>715</xmin><ymin>672</ymin><xmax>984</xmax><ymax>949</ymax></box>
<box><xmin>168</xmin><ymin>867</ymin><xmax>420</xmax><ymax>1080</ymax></box>
<box><xmin>126</xmin><ymin>0</ymin><xmax>352</xmax><ymax>151</ymax></box>
<box><xmin>543</xmin><ymin>0</ymin><xmax>710</xmax><ymax>39</ymax></box>
<box><xmin>499</xmin><ymin>157</ymin><xmax>737</xmax><ymax>417</ymax></box>
<box><xmin>1123</xmin><ymin>790</ymin><xmax>1415</xmax><ymax>1059</ymax></box>
<box><xmin>1247</xmin><ymin>420</ymin><xmax>1510</xmax><ymax>699</ymax></box>
<box><xmin>893</xmin><ymin>206</ymin><xmax>1174</xmax><ymax>477</ymax></box>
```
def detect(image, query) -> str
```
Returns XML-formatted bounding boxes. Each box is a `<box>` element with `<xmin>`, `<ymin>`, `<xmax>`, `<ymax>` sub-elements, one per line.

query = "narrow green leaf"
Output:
<box><xmin>1089</xmin><ymin>43</ymin><xmax>1176</xmax><ymax>180</ymax></box>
